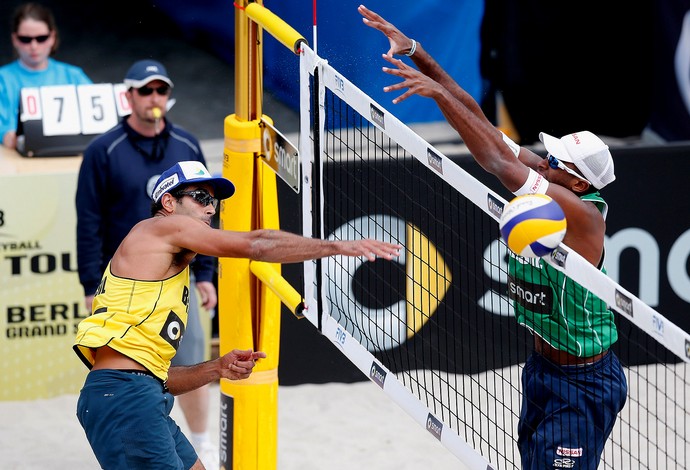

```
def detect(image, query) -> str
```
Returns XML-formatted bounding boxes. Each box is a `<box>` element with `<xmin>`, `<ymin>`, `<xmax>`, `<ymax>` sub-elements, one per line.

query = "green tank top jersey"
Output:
<box><xmin>73</xmin><ymin>263</ymin><xmax>191</xmax><ymax>381</ymax></box>
<box><xmin>508</xmin><ymin>192</ymin><xmax>617</xmax><ymax>357</ymax></box>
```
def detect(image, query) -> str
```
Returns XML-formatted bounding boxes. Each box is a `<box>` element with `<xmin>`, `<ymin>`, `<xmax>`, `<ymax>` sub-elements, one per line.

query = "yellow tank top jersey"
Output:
<box><xmin>73</xmin><ymin>263</ymin><xmax>191</xmax><ymax>382</ymax></box>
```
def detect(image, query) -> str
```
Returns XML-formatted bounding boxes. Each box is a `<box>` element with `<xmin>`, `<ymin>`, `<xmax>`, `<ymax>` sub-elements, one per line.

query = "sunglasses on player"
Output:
<box><xmin>547</xmin><ymin>154</ymin><xmax>591</xmax><ymax>184</ymax></box>
<box><xmin>16</xmin><ymin>34</ymin><xmax>50</xmax><ymax>44</ymax></box>
<box><xmin>135</xmin><ymin>85</ymin><xmax>171</xmax><ymax>96</ymax></box>
<box><xmin>177</xmin><ymin>189</ymin><xmax>219</xmax><ymax>210</ymax></box>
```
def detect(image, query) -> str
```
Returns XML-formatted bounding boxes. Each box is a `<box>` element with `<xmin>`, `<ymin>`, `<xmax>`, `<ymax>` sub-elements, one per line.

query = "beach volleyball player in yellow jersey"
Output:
<box><xmin>73</xmin><ymin>161</ymin><xmax>401</xmax><ymax>470</ymax></box>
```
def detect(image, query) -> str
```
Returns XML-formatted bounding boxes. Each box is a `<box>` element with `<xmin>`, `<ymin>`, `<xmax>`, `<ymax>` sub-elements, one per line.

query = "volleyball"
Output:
<box><xmin>499</xmin><ymin>194</ymin><xmax>567</xmax><ymax>258</ymax></box>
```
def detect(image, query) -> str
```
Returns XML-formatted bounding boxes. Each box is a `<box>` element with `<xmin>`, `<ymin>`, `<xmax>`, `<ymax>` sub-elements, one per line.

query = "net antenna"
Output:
<box><xmin>298</xmin><ymin>44</ymin><xmax>690</xmax><ymax>469</ymax></box>
<box><xmin>312</xmin><ymin>0</ymin><xmax>317</xmax><ymax>55</ymax></box>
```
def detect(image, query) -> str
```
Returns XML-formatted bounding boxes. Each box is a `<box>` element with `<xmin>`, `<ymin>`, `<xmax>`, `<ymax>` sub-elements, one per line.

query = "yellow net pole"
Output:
<box><xmin>252</xmin><ymin>143</ymin><xmax>281</xmax><ymax>470</ymax></box>
<box><xmin>219</xmin><ymin>114</ymin><xmax>263</xmax><ymax>469</ymax></box>
<box><xmin>219</xmin><ymin>1</ymin><xmax>266</xmax><ymax>468</ymax></box>
<box><xmin>219</xmin><ymin>1</ymin><xmax>306</xmax><ymax>469</ymax></box>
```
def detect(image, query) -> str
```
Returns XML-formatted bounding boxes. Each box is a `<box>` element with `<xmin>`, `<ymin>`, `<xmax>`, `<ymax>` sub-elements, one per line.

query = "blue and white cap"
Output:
<box><xmin>124</xmin><ymin>59</ymin><xmax>174</xmax><ymax>89</ymax></box>
<box><xmin>151</xmin><ymin>161</ymin><xmax>235</xmax><ymax>203</ymax></box>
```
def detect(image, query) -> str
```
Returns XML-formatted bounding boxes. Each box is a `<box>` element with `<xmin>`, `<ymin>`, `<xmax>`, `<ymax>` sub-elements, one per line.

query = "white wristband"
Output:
<box><xmin>500</xmin><ymin>131</ymin><xmax>521</xmax><ymax>158</ymax></box>
<box><xmin>405</xmin><ymin>39</ymin><xmax>417</xmax><ymax>57</ymax></box>
<box><xmin>514</xmin><ymin>168</ymin><xmax>549</xmax><ymax>196</ymax></box>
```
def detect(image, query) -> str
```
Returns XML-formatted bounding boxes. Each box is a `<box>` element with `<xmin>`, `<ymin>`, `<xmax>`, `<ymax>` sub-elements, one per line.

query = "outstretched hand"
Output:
<box><xmin>340</xmin><ymin>238</ymin><xmax>402</xmax><ymax>261</ymax></box>
<box><xmin>358</xmin><ymin>5</ymin><xmax>412</xmax><ymax>57</ymax></box>
<box><xmin>219</xmin><ymin>348</ymin><xmax>267</xmax><ymax>381</ymax></box>
<box><xmin>380</xmin><ymin>54</ymin><xmax>444</xmax><ymax>104</ymax></box>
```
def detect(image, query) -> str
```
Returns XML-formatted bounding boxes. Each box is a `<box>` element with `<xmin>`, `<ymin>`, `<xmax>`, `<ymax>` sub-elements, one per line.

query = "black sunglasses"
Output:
<box><xmin>135</xmin><ymin>85</ymin><xmax>171</xmax><ymax>96</ymax></box>
<box><xmin>16</xmin><ymin>34</ymin><xmax>50</xmax><ymax>44</ymax></box>
<box><xmin>177</xmin><ymin>189</ymin><xmax>219</xmax><ymax>209</ymax></box>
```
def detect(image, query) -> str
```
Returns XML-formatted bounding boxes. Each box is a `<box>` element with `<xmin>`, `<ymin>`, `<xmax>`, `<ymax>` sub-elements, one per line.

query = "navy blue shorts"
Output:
<box><xmin>517</xmin><ymin>351</ymin><xmax>627</xmax><ymax>469</ymax></box>
<box><xmin>76</xmin><ymin>369</ymin><xmax>198</xmax><ymax>470</ymax></box>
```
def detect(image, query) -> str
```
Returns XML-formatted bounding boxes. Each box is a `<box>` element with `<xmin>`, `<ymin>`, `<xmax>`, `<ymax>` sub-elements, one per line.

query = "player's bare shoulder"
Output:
<box><xmin>146</xmin><ymin>214</ymin><xmax>215</xmax><ymax>254</ymax></box>
<box><xmin>143</xmin><ymin>213</ymin><xmax>208</xmax><ymax>232</ymax></box>
<box><xmin>121</xmin><ymin>216</ymin><xmax>196</xmax><ymax>250</ymax></box>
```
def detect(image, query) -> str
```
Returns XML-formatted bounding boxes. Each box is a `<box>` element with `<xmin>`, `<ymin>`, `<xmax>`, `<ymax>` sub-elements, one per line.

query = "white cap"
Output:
<box><xmin>539</xmin><ymin>131</ymin><xmax>615</xmax><ymax>190</ymax></box>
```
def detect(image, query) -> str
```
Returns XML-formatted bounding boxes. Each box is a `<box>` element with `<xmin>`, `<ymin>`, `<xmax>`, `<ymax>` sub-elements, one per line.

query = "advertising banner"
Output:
<box><xmin>0</xmin><ymin>171</ymin><xmax>88</xmax><ymax>400</ymax></box>
<box><xmin>278</xmin><ymin>143</ymin><xmax>690</xmax><ymax>382</ymax></box>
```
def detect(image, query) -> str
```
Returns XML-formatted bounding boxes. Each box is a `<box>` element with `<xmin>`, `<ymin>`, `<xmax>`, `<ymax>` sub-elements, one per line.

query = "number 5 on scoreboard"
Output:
<box><xmin>77</xmin><ymin>84</ymin><xmax>118</xmax><ymax>135</ymax></box>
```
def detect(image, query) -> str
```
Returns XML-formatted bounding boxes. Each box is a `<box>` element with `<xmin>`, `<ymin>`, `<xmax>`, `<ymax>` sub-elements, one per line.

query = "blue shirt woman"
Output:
<box><xmin>1</xmin><ymin>3</ymin><xmax>91</xmax><ymax>148</ymax></box>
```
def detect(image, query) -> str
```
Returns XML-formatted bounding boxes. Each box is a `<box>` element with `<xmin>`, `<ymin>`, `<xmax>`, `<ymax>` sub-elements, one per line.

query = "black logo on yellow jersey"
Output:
<box><xmin>160</xmin><ymin>310</ymin><xmax>185</xmax><ymax>350</ymax></box>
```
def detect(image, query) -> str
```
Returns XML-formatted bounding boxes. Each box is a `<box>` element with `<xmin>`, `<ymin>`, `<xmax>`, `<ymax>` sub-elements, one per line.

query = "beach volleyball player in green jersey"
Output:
<box><xmin>73</xmin><ymin>160</ymin><xmax>401</xmax><ymax>469</ymax></box>
<box><xmin>359</xmin><ymin>5</ymin><xmax>627</xmax><ymax>469</ymax></box>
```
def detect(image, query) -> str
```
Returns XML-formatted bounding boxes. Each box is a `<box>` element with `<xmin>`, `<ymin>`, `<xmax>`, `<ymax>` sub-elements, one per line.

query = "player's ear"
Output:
<box><xmin>161</xmin><ymin>193</ymin><xmax>176</xmax><ymax>212</ymax></box>
<box><xmin>572</xmin><ymin>178</ymin><xmax>591</xmax><ymax>194</ymax></box>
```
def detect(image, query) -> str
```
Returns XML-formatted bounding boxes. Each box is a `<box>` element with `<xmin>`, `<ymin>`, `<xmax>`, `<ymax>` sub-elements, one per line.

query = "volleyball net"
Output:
<box><xmin>294</xmin><ymin>45</ymin><xmax>689</xmax><ymax>469</ymax></box>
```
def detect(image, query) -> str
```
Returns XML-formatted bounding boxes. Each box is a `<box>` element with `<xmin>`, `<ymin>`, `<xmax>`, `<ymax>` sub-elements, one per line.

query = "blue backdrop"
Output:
<box><xmin>152</xmin><ymin>0</ymin><xmax>484</xmax><ymax>125</ymax></box>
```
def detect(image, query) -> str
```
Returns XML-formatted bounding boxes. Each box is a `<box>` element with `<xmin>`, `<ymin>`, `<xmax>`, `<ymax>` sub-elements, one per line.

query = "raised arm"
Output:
<box><xmin>360</xmin><ymin>11</ymin><xmax>606</xmax><ymax>264</ymax></box>
<box><xmin>358</xmin><ymin>4</ymin><xmax>548</xmax><ymax>176</ymax></box>
<box><xmin>376</xmin><ymin>53</ymin><xmax>530</xmax><ymax>192</ymax></box>
<box><xmin>358</xmin><ymin>5</ymin><xmax>484</xmax><ymax>119</ymax></box>
<box><xmin>377</xmin><ymin>56</ymin><xmax>604</xmax><ymax>260</ymax></box>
